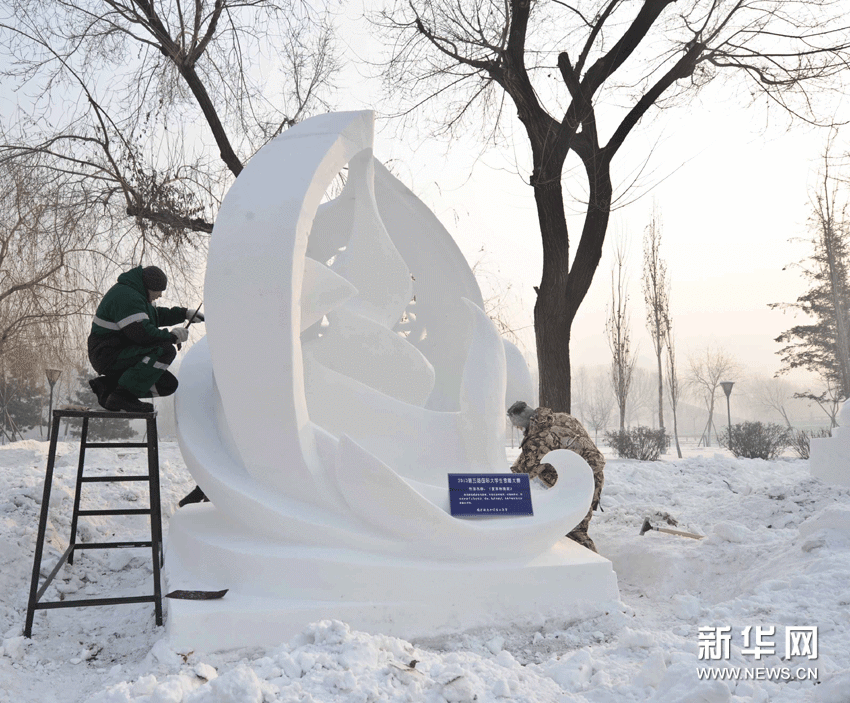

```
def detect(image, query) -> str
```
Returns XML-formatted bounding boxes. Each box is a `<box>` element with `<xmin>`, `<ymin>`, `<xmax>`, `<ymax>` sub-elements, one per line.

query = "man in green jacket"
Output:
<box><xmin>87</xmin><ymin>265</ymin><xmax>203</xmax><ymax>413</ymax></box>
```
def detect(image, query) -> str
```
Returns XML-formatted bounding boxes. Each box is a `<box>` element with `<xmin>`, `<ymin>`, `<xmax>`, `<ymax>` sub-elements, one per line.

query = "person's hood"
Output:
<box><xmin>116</xmin><ymin>266</ymin><xmax>148</xmax><ymax>298</ymax></box>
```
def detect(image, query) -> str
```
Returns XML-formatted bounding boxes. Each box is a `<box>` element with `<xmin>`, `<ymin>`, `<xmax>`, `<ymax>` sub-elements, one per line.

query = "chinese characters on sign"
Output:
<box><xmin>448</xmin><ymin>474</ymin><xmax>533</xmax><ymax>517</ymax></box>
<box><xmin>698</xmin><ymin>626</ymin><xmax>818</xmax><ymax>661</ymax></box>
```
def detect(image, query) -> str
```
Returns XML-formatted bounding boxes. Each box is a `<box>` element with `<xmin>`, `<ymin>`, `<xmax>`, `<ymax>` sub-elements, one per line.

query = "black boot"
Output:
<box><xmin>88</xmin><ymin>376</ymin><xmax>115</xmax><ymax>410</ymax></box>
<box><xmin>104</xmin><ymin>387</ymin><xmax>154</xmax><ymax>413</ymax></box>
<box><xmin>179</xmin><ymin>485</ymin><xmax>209</xmax><ymax>507</ymax></box>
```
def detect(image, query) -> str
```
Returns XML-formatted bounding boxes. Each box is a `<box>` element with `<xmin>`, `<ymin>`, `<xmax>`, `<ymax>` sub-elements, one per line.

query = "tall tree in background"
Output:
<box><xmin>750</xmin><ymin>376</ymin><xmax>796</xmax><ymax>429</ymax></box>
<box><xmin>585</xmin><ymin>372</ymin><xmax>614</xmax><ymax>442</ymax></box>
<box><xmin>607</xmin><ymin>244</ymin><xmax>637</xmax><ymax>431</ymax></box>
<box><xmin>376</xmin><ymin>0</ymin><xmax>850</xmax><ymax>412</ymax></box>
<box><xmin>664</xmin><ymin>318</ymin><xmax>682</xmax><ymax>458</ymax></box>
<box><xmin>571</xmin><ymin>365</ymin><xmax>590</xmax><ymax>425</ymax></box>
<box><xmin>642</xmin><ymin>207</ymin><xmax>669</xmax><ymax>431</ymax></box>
<box><xmin>0</xmin><ymin>157</ymin><xmax>98</xmax><ymax>364</ymax></box>
<box><xmin>688</xmin><ymin>346</ymin><xmax>739</xmax><ymax>447</ymax></box>
<box><xmin>625</xmin><ymin>367</ymin><xmax>656</xmax><ymax>427</ymax></box>
<box><xmin>0</xmin><ymin>0</ymin><xmax>338</xmax><ymax>257</ymax></box>
<box><xmin>772</xmin><ymin>140</ymin><xmax>850</xmax><ymax>408</ymax></box>
<box><xmin>0</xmin><ymin>354</ymin><xmax>43</xmax><ymax>442</ymax></box>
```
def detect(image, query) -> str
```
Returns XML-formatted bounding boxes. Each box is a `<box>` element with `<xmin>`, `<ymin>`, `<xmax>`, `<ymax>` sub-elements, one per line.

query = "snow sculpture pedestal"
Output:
<box><xmin>166</xmin><ymin>511</ymin><xmax>616</xmax><ymax>652</ymax></box>
<box><xmin>166</xmin><ymin>111</ymin><xmax>618</xmax><ymax>652</ymax></box>
<box><xmin>810</xmin><ymin>400</ymin><xmax>850</xmax><ymax>487</ymax></box>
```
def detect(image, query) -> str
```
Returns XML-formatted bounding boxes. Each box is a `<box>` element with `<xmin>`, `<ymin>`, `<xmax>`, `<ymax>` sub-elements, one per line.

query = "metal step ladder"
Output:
<box><xmin>25</xmin><ymin>408</ymin><xmax>164</xmax><ymax>637</ymax></box>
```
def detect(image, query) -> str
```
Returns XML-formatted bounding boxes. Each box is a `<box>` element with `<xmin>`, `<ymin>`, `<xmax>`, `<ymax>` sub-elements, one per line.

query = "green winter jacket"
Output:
<box><xmin>88</xmin><ymin>266</ymin><xmax>187</xmax><ymax>372</ymax></box>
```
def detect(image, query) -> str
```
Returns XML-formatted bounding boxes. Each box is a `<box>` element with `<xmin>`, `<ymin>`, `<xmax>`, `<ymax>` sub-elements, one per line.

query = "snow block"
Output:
<box><xmin>810</xmin><ymin>399</ymin><xmax>850</xmax><ymax>487</ymax></box>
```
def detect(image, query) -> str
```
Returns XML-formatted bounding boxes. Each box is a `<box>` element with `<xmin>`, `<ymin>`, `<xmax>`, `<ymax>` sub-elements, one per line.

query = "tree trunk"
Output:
<box><xmin>656</xmin><ymin>350</ymin><xmax>665</xmax><ymax>430</ymax></box>
<box><xmin>535</xmin><ymin>298</ymin><xmax>573</xmax><ymax>412</ymax></box>
<box><xmin>671</xmin><ymin>404</ymin><xmax>682</xmax><ymax>458</ymax></box>
<box><xmin>533</xmin><ymin>181</ymin><xmax>573</xmax><ymax>413</ymax></box>
<box><xmin>526</xmin><ymin>129</ymin><xmax>612</xmax><ymax>416</ymax></box>
<box><xmin>824</xmin><ymin>222</ymin><xmax>850</xmax><ymax>396</ymax></box>
<box><xmin>705</xmin><ymin>396</ymin><xmax>715</xmax><ymax>446</ymax></box>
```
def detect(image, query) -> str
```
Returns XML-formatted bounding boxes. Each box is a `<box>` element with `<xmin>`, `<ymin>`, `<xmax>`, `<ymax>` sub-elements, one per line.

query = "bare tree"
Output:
<box><xmin>585</xmin><ymin>371</ymin><xmax>614</xmax><ymax>443</ymax></box>
<box><xmin>473</xmin><ymin>246</ymin><xmax>530</xmax><ymax>349</ymax></box>
<box><xmin>687</xmin><ymin>346</ymin><xmax>740</xmax><ymax>447</ymax></box>
<box><xmin>625</xmin><ymin>367</ymin><xmax>655</xmax><ymax>427</ymax></box>
<box><xmin>642</xmin><ymin>206</ymin><xmax>669</xmax><ymax>430</ymax></box>
<box><xmin>374</xmin><ymin>0</ymin><xmax>850</xmax><ymax>413</ymax></box>
<box><xmin>750</xmin><ymin>376</ymin><xmax>796</xmax><ymax>428</ymax></box>
<box><xmin>571</xmin><ymin>365</ymin><xmax>590</xmax><ymax>425</ymax></box>
<box><xmin>607</xmin><ymin>243</ymin><xmax>637</xmax><ymax>431</ymax></box>
<box><xmin>804</xmin><ymin>375</ymin><xmax>843</xmax><ymax>428</ymax></box>
<box><xmin>0</xmin><ymin>0</ymin><xmax>338</xmax><ymax>252</ymax></box>
<box><xmin>664</xmin><ymin>318</ymin><xmax>683</xmax><ymax>458</ymax></box>
<box><xmin>0</xmin><ymin>157</ymin><xmax>99</xmax><ymax>363</ymax></box>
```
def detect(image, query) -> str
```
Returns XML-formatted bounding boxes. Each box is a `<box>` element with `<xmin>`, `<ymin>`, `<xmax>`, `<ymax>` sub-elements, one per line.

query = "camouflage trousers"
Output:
<box><xmin>515</xmin><ymin>458</ymin><xmax>603</xmax><ymax>553</ymax></box>
<box><xmin>566</xmin><ymin>462</ymin><xmax>603</xmax><ymax>552</ymax></box>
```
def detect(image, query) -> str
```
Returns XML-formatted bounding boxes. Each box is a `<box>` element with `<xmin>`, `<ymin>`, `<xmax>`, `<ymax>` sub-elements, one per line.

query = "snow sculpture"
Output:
<box><xmin>503</xmin><ymin>338</ymin><xmax>535</xmax><ymax>411</ymax></box>
<box><xmin>809</xmin><ymin>399</ymin><xmax>850</xmax><ymax>487</ymax></box>
<box><xmin>166</xmin><ymin>111</ymin><xmax>618</xmax><ymax>651</ymax></box>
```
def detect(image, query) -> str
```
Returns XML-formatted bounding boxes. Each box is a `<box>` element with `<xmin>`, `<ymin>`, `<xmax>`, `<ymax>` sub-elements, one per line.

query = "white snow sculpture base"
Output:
<box><xmin>810</xmin><ymin>400</ymin><xmax>850</xmax><ymax>487</ymax></box>
<box><xmin>165</xmin><ymin>511</ymin><xmax>618</xmax><ymax>652</ymax></box>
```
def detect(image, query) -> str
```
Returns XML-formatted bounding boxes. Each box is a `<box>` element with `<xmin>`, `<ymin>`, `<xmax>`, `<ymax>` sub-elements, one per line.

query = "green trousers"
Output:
<box><xmin>109</xmin><ymin>344</ymin><xmax>177</xmax><ymax>397</ymax></box>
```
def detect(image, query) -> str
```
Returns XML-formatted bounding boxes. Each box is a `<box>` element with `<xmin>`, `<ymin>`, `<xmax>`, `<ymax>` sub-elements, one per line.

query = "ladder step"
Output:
<box><xmin>80</xmin><ymin>475</ymin><xmax>151</xmax><ymax>483</ymax></box>
<box><xmin>84</xmin><ymin>442</ymin><xmax>150</xmax><ymax>449</ymax></box>
<box><xmin>74</xmin><ymin>541</ymin><xmax>153</xmax><ymax>550</ymax></box>
<box><xmin>34</xmin><ymin>595</ymin><xmax>157</xmax><ymax>610</ymax></box>
<box><xmin>77</xmin><ymin>508</ymin><xmax>151</xmax><ymax>516</ymax></box>
<box><xmin>54</xmin><ymin>409</ymin><xmax>155</xmax><ymax>420</ymax></box>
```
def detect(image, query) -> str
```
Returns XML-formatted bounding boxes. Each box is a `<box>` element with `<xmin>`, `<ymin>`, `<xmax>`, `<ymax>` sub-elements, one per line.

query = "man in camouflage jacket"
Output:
<box><xmin>507</xmin><ymin>401</ymin><xmax>605</xmax><ymax>553</ymax></box>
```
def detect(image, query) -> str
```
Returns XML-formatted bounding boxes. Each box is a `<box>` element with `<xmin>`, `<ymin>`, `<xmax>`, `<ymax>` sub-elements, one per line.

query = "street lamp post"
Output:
<box><xmin>720</xmin><ymin>381</ymin><xmax>734</xmax><ymax>453</ymax></box>
<box><xmin>45</xmin><ymin>369</ymin><xmax>62</xmax><ymax>431</ymax></box>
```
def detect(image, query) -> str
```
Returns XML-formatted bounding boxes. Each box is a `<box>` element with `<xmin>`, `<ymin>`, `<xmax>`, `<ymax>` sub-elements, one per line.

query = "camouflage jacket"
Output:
<box><xmin>511</xmin><ymin>408</ymin><xmax>605</xmax><ymax>508</ymax></box>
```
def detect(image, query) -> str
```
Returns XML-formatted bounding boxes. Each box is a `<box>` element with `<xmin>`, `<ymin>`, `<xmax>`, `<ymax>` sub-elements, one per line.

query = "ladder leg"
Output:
<box><xmin>25</xmin><ymin>416</ymin><xmax>63</xmax><ymax>637</ymax></box>
<box><xmin>147</xmin><ymin>416</ymin><xmax>163</xmax><ymax>626</ymax></box>
<box><xmin>68</xmin><ymin>417</ymin><xmax>89</xmax><ymax>566</ymax></box>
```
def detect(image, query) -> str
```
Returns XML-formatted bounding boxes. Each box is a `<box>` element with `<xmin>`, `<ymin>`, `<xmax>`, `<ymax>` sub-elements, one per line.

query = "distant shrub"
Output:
<box><xmin>788</xmin><ymin>428</ymin><xmax>832</xmax><ymax>460</ymax></box>
<box><xmin>604</xmin><ymin>426</ymin><xmax>669</xmax><ymax>461</ymax></box>
<box><xmin>720</xmin><ymin>421</ymin><xmax>791</xmax><ymax>460</ymax></box>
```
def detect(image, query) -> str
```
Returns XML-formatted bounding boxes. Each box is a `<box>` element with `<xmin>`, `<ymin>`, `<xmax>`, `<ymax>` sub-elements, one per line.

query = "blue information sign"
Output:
<box><xmin>448</xmin><ymin>473</ymin><xmax>534</xmax><ymax>517</ymax></box>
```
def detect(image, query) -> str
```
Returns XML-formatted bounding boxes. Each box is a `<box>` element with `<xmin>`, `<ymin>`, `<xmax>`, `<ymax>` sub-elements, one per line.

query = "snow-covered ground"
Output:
<box><xmin>1</xmin><ymin>439</ymin><xmax>849</xmax><ymax>702</ymax></box>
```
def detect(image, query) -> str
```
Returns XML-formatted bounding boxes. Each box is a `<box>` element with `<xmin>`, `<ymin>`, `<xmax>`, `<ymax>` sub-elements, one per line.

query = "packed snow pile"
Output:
<box><xmin>1</xmin><ymin>439</ymin><xmax>849</xmax><ymax>702</ymax></box>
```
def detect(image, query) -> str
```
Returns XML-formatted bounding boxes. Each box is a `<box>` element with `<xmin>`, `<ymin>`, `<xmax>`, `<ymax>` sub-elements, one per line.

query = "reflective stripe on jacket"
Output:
<box><xmin>88</xmin><ymin>266</ymin><xmax>187</xmax><ymax>372</ymax></box>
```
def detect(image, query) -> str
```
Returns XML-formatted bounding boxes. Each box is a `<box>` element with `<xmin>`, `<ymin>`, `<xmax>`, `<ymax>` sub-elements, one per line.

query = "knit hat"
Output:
<box><xmin>141</xmin><ymin>266</ymin><xmax>168</xmax><ymax>292</ymax></box>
